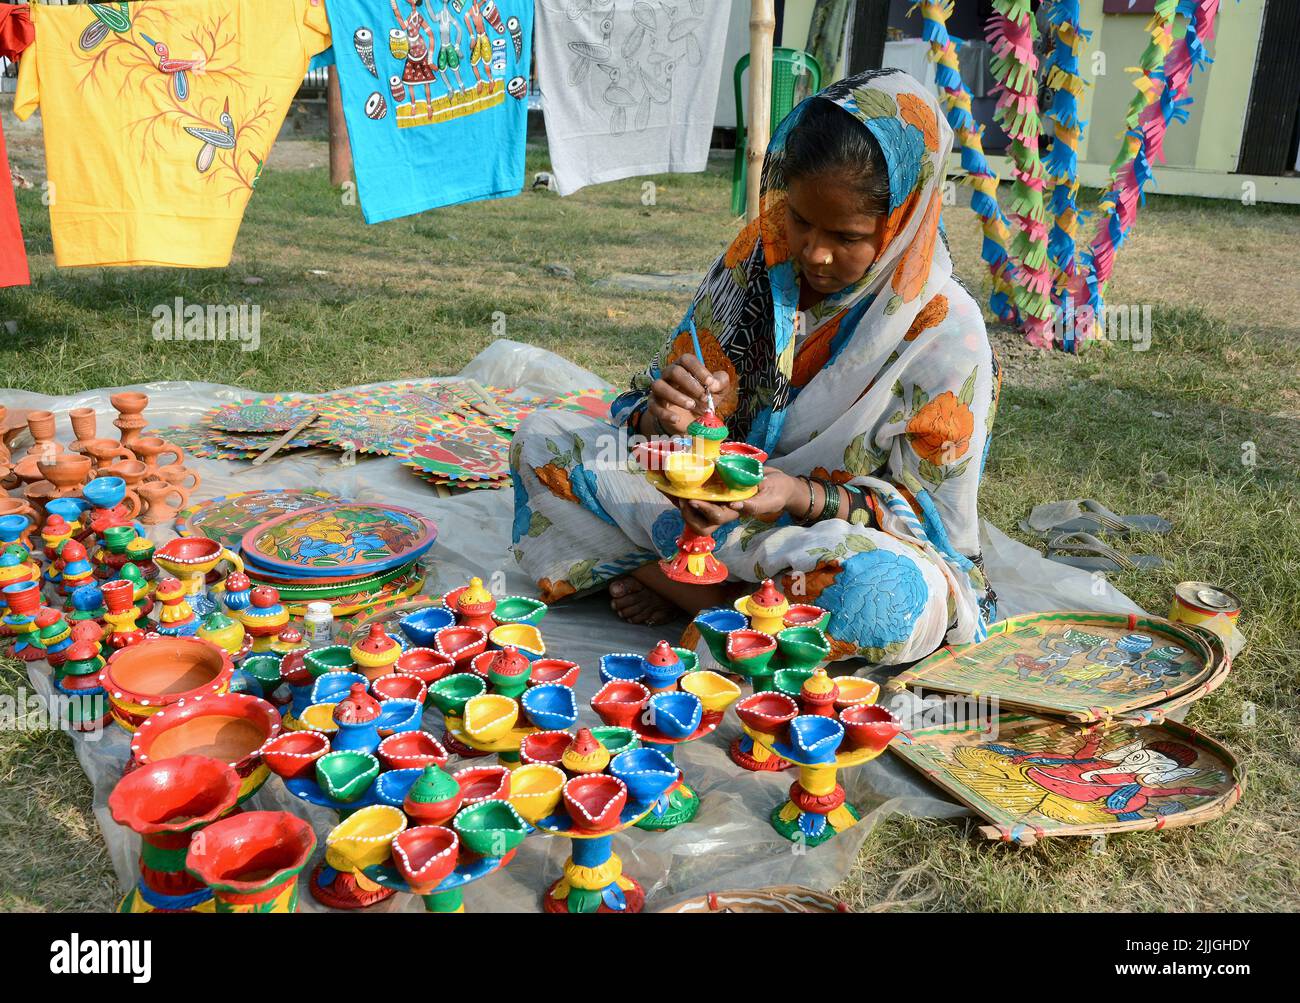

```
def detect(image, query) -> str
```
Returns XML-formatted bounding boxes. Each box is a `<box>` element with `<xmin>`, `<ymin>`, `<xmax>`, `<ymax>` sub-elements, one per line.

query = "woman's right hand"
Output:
<box><xmin>645</xmin><ymin>354</ymin><xmax>729</xmax><ymax>436</ymax></box>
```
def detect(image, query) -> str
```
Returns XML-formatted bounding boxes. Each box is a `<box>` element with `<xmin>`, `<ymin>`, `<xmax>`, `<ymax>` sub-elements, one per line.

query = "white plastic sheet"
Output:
<box><xmin>8</xmin><ymin>339</ymin><xmax>1143</xmax><ymax>911</ymax></box>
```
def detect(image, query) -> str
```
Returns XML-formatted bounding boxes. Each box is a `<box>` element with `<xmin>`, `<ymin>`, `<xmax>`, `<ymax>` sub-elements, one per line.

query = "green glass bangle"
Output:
<box><xmin>817</xmin><ymin>479</ymin><xmax>841</xmax><ymax>521</ymax></box>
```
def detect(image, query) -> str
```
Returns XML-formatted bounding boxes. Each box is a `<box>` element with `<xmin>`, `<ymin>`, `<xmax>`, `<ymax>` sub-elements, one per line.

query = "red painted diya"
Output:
<box><xmin>591</xmin><ymin>679</ymin><xmax>650</xmax><ymax>730</ymax></box>
<box><xmin>433</xmin><ymin>625</ymin><xmax>487</xmax><ymax>671</ymax></box>
<box><xmin>520</xmin><ymin>730</ymin><xmax>572</xmax><ymax>767</ymax></box>
<box><xmin>395</xmin><ymin>647</ymin><xmax>455</xmax><ymax>686</ymax></box>
<box><xmin>377</xmin><ymin>730</ymin><xmax>449</xmax><ymax>772</ymax></box>
<box><xmin>528</xmin><ymin>659</ymin><xmax>580</xmax><ymax>689</ymax></box>
<box><xmin>453</xmin><ymin>765</ymin><xmax>511</xmax><ymax>806</ymax></box>
<box><xmin>839</xmin><ymin>704</ymin><xmax>902</xmax><ymax>753</ymax></box>
<box><xmin>392</xmin><ymin>826</ymin><xmax>459</xmax><ymax>895</ymax></box>
<box><xmin>260</xmin><ymin>730</ymin><xmax>331</xmax><ymax>780</ymax></box>
<box><xmin>371</xmin><ymin>673</ymin><xmax>427</xmax><ymax>705</ymax></box>
<box><xmin>735</xmin><ymin>691</ymin><xmax>799</xmax><ymax>735</ymax></box>
<box><xmin>562</xmin><ymin>774</ymin><xmax>628</xmax><ymax>832</ymax></box>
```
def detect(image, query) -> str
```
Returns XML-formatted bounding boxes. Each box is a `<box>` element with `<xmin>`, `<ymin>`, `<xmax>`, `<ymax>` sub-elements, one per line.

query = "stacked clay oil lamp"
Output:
<box><xmin>68</xmin><ymin>583</ymin><xmax>106</xmax><ymax>623</ymax></box>
<box><xmin>528</xmin><ymin>727</ymin><xmax>679</xmax><ymax>913</ymax></box>
<box><xmin>185</xmin><ymin>810</ymin><xmax>316</xmax><ymax>913</ymax></box>
<box><xmin>153</xmin><ymin>577</ymin><xmax>198</xmax><ymax>637</ymax></box>
<box><xmin>2</xmin><ymin>581</ymin><xmax>43</xmax><ymax>660</ymax></box>
<box><xmin>441</xmin><ymin>575</ymin><xmax>549</xmax><ymax>630</ymax></box>
<box><xmin>109</xmin><ymin>754</ymin><xmax>242</xmax><ymax>912</ymax></box>
<box><xmin>329</xmin><ymin>763</ymin><xmax>534</xmax><ymax>913</ymax></box>
<box><xmin>101</xmin><ymin>579</ymin><xmax>146</xmax><ymax>649</ymax></box>
<box><xmin>32</xmin><ymin>606</ymin><xmax>73</xmax><ymax>669</ymax></box>
<box><xmin>735</xmin><ymin>666</ymin><xmax>902</xmax><ymax>846</ymax></box>
<box><xmin>57</xmin><ymin>540</ymin><xmax>95</xmax><ymax>603</ymax></box>
<box><xmin>436</xmin><ymin>645</ymin><xmax>580</xmax><ymax>768</ymax></box>
<box><xmin>350</xmin><ymin>621</ymin><xmax>402</xmax><ymax>680</ymax></box>
<box><xmin>634</xmin><ymin>410</ymin><xmax>766</xmax><ymax>585</ymax></box>
<box><xmin>590</xmin><ymin>641</ymin><xmax>740</xmax><ymax>829</ymax></box>
<box><xmin>53</xmin><ymin>638</ymin><xmax>110</xmax><ymax>732</ymax></box>
<box><xmin>239</xmin><ymin>585</ymin><xmax>288</xmax><ymax>652</ymax></box>
<box><xmin>693</xmin><ymin>578</ymin><xmax>835</xmax><ymax>771</ymax></box>
<box><xmin>198</xmin><ymin>609</ymin><xmax>250</xmax><ymax>663</ymax></box>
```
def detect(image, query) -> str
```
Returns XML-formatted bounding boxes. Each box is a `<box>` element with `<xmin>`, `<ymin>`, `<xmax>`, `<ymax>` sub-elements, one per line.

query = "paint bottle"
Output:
<box><xmin>304</xmin><ymin>601</ymin><xmax>335</xmax><ymax>648</ymax></box>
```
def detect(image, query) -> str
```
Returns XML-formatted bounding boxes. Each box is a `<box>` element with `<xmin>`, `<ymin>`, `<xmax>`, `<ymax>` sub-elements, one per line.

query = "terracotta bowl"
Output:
<box><xmin>377</xmin><ymin>730</ymin><xmax>449</xmax><ymax>771</ymax></box>
<box><xmin>608</xmin><ymin>747</ymin><xmax>678</xmax><ymax>804</ymax></box>
<box><xmin>506</xmin><ymin>763</ymin><xmax>566</xmax><ymax>823</ymax></box>
<box><xmin>452</xmin><ymin>799</ymin><xmax>528</xmax><ymax>858</ymax></box>
<box><xmin>590</xmin><ymin>726</ymin><xmax>639</xmax><ymax>756</ymax></box>
<box><xmin>260</xmin><ymin>729</ymin><xmax>331</xmax><ymax>780</ymax></box>
<box><xmin>735</xmin><ymin>691</ymin><xmax>799</xmax><ymax>736</ymax></box>
<box><xmin>129</xmin><ymin>692</ymin><xmax>280</xmax><ymax>801</ymax></box>
<box><xmin>316</xmin><ymin>750</ymin><xmax>381</xmax><ymax>803</ymax></box>
<box><xmin>562</xmin><ymin>774</ymin><xmax>628</xmax><ymax>832</ymax></box>
<box><xmin>519</xmin><ymin>683</ymin><xmax>578</xmax><ymax>732</ymax></box>
<box><xmin>528</xmin><ymin>658</ymin><xmax>580</xmax><ymax>689</ymax></box>
<box><xmin>392</xmin><ymin>826</ymin><xmax>459</xmax><ymax>895</ymax></box>
<box><xmin>679</xmin><ymin>670</ymin><xmax>742</xmax><ymax>713</ymax></box>
<box><xmin>101</xmin><ymin>637</ymin><xmax>234</xmax><ymax>732</ymax></box>
<box><xmin>398</xmin><ymin>606</ymin><xmax>456</xmax><ymax>647</ymax></box>
<box><xmin>371</xmin><ymin>673</ymin><xmax>427</xmax><ymax>705</ymax></box>
<box><xmin>462</xmin><ymin>694</ymin><xmax>519</xmax><ymax>744</ymax></box>
<box><xmin>833</xmin><ymin>676</ymin><xmax>880</xmax><ymax>710</ymax></box>
<box><xmin>432</xmin><ymin>625</ymin><xmax>487</xmax><ymax>669</ymax></box>
<box><xmin>452</xmin><ymin>764</ymin><xmax>511</xmax><ymax>806</ymax></box>
<box><xmin>395</xmin><ymin>647</ymin><xmax>454</xmax><ymax>688</ymax></box>
<box><xmin>647</xmin><ymin>691</ymin><xmax>703</xmax><ymax>739</ymax></box>
<box><xmin>719</xmin><ymin>441</ymin><xmax>769</xmax><ymax>463</ymax></box>
<box><xmin>520</xmin><ymin>729</ymin><xmax>572</xmax><ymax>767</ymax></box>
<box><xmin>109</xmin><ymin>754</ymin><xmax>241</xmax><ymax>836</ymax></box>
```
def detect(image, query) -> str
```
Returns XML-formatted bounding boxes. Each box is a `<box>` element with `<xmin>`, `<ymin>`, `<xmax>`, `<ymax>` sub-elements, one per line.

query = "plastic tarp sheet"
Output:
<box><xmin>9</xmin><ymin>339</ymin><xmax>1144</xmax><ymax>911</ymax></box>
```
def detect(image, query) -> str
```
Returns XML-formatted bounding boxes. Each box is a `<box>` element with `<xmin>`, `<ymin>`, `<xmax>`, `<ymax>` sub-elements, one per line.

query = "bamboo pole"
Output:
<box><xmin>327</xmin><ymin>66</ymin><xmax>353</xmax><ymax>188</ymax></box>
<box><xmin>746</xmin><ymin>0</ymin><xmax>776</xmax><ymax>222</ymax></box>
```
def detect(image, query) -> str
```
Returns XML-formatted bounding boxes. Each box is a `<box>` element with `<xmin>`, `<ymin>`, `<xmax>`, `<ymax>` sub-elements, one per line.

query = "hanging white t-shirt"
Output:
<box><xmin>535</xmin><ymin>0</ymin><xmax>733</xmax><ymax>197</ymax></box>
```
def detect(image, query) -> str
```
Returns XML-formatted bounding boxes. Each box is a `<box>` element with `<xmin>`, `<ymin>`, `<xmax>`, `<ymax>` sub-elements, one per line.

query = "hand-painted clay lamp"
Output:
<box><xmin>350</xmin><ymin>622</ymin><xmax>402</xmax><ymax>680</ymax></box>
<box><xmin>530</xmin><ymin>729</ymin><xmax>672</xmax><ymax>913</ymax></box>
<box><xmin>100</xmin><ymin>635</ymin><xmax>234</xmax><ymax>732</ymax></box>
<box><xmin>442</xmin><ymin>576</ymin><xmax>549</xmax><ymax>629</ymax></box>
<box><xmin>58</xmin><ymin>539</ymin><xmax>95</xmax><ymax>601</ymax></box>
<box><xmin>221</xmin><ymin>571</ymin><xmax>253</xmax><ymax>617</ymax></box>
<box><xmin>101</xmin><ymin>578</ymin><xmax>146</xmax><ymax>649</ymax></box>
<box><xmin>153</xmin><ymin>576</ymin><xmax>199</xmax><ymax>637</ymax></box>
<box><xmin>69</xmin><ymin>583</ymin><xmax>107</xmax><ymax>623</ymax></box>
<box><xmin>155</xmin><ymin>537</ymin><xmax>243</xmax><ymax>619</ymax></box>
<box><xmin>660</xmin><ymin>526</ymin><xmax>728</xmax><ymax>585</ymax></box>
<box><xmin>198</xmin><ymin>609</ymin><xmax>250</xmax><ymax>663</ymax></box>
<box><xmin>332</xmin><ymin>682</ymin><xmax>384</xmax><ymax>754</ymax></box>
<box><xmin>118</xmin><ymin>562</ymin><xmax>155</xmax><ymax>622</ymax></box>
<box><xmin>128</xmin><ymin>692</ymin><xmax>281</xmax><ymax>802</ymax></box>
<box><xmin>592</xmin><ymin>643</ymin><xmax>739</xmax><ymax>830</ymax></box>
<box><xmin>2</xmin><ymin>581</ymin><xmax>43</xmax><ymax>660</ymax></box>
<box><xmin>693</xmin><ymin>579</ymin><xmax>832</xmax><ymax>771</ymax></box>
<box><xmin>240</xmin><ymin>586</ymin><xmax>288</xmax><ymax>652</ymax></box>
<box><xmin>185</xmin><ymin>810</ymin><xmax>317</xmax><ymax>912</ymax></box>
<box><xmin>108</xmin><ymin>754</ymin><xmax>241</xmax><ymax>912</ymax></box>
<box><xmin>738</xmin><ymin>667</ymin><xmax>902</xmax><ymax>846</ymax></box>
<box><xmin>52</xmin><ymin>639</ymin><xmax>110</xmax><ymax>732</ymax></box>
<box><xmin>32</xmin><ymin>606</ymin><xmax>73</xmax><ymax>668</ymax></box>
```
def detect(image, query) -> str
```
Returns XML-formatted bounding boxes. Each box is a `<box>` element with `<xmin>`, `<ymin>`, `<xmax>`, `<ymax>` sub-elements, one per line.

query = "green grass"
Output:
<box><xmin>1</xmin><ymin>149</ymin><xmax>1298</xmax><ymax>911</ymax></box>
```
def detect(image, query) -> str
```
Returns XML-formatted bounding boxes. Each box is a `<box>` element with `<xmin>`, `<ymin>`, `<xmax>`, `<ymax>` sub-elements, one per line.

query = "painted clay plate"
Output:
<box><xmin>889</xmin><ymin>612</ymin><xmax>1219</xmax><ymax>724</ymax></box>
<box><xmin>208</xmin><ymin>398</ymin><xmax>318</xmax><ymax>432</ymax></box>
<box><xmin>890</xmin><ymin>714</ymin><xmax>1243</xmax><ymax>843</ymax></box>
<box><xmin>176</xmin><ymin>489</ymin><xmax>342</xmax><ymax>548</ymax></box>
<box><xmin>241</xmin><ymin>503</ymin><xmax>437</xmax><ymax>579</ymax></box>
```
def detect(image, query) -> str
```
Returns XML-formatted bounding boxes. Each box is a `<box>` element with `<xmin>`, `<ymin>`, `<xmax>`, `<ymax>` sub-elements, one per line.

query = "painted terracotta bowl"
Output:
<box><xmin>240</xmin><ymin>654</ymin><xmax>283</xmax><ymax>696</ymax></box>
<box><xmin>562</xmin><ymin>774</ymin><xmax>628</xmax><ymax>832</ymax></box>
<box><xmin>520</xmin><ymin>729</ymin><xmax>572</xmax><ymax>767</ymax></box>
<box><xmin>608</xmin><ymin>747</ymin><xmax>678</xmax><ymax>804</ymax></box>
<box><xmin>377</xmin><ymin>730</ymin><xmax>449</xmax><ymax>771</ymax></box>
<box><xmin>520</xmin><ymin>683</ymin><xmax>578</xmax><ymax>731</ymax></box>
<box><xmin>719</xmin><ymin>441</ymin><xmax>768</xmax><ymax>463</ymax></box>
<box><xmin>590</xmin><ymin>726</ymin><xmax>640</xmax><ymax>756</ymax></box>
<box><xmin>631</xmin><ymin>437</ymin><xmax>680</xmax><ymax>471</ymax></box>
<box><xmin>462</xmin><ymin>694</ymin><xmax>520</xmax><ymax>744</ymax></box>
<box><xmin>428</xmin><ymin>673</ymin><xmax>487</xmax><ymax>716</ymax></box>
<box><xmin>102</xmin><ymin>637</ymin><xmax>234</xmax><ymax>731</ymax></box>
<box><xmin>724</xmin><ymin>630</ymin><xmax>779</xmax><ymax>674</ymax></box>
<box><xmin>311</xmin><ymin>670</ymin><xmax>368</xmax><ymax>706</ymax></box>
<box><xmin>506</xmin><ymin>763</ymin><xmax>566</xmax><ymax>823</ymax></box>
<box><xmin>773</xmin><ymin>667</ymin><xmax>815</xmax><ymax>697</ymax></box>
<box><xmin>783</xmin><ymin>604</ymin><xmax>831</xmax><ymax>630</ymax></box>
<box><xmin>453</xmin><ymin>764</ymin><xmax>511</xmax><ymax>806</ymax></box>
<box><xmin>528</xmin><ymin>658</ymin><xmax>580</xmax><ymax>689</ymax></box>
<box><xmin>833</xmin><ymin>676</ymin><xmax>880</xmax><ymax>710</ymax></box>
<box><xmin>775</xmin><ymin>627</ymin><xmax>831</xmax><ymax>671</ymax></box>
<box><xmin>315</xmin><ymin>750</ymin><xmax>380</xmax><ymax>803</ymax></box>
<box><xmin>304</xmin><ymin>644</ymin><xmax>354</xmax><ymax>679</ymax></box>
<box><xmin>714</xmin><ymin>453</ymin><xmax>763</xmax><ymax>490</ymax></box>
<box><xmin>679</xmin><ymin>670</ymin><xmax>742</xmax><ymax>713</ymax></box>
<box><xmin>129</xmin><ymin>692</ymin><xmax>280</xmax><ymax>801</ymax></box>
<box><xmin>453</xmin><ymin>799</ymin><xmax>528</xmax><ymax>857</ymax></box>
<box><xmin>109</xmin><ymin>754</ymin><xmax>240</xmax><ymax>835</ymax></box>
<box><xmin>695</xmin><ymin>606</ymin><xmax>747</xmax><ymax>634</ymax></box>
<box><xmin>187</xmin><ymin>811</ymin><xmax>316</xmax><ymax>907</ymax></box>
<box><xmin>398</xmin><ymin>606</ymin><xmax>456</xmax><ymax>647</ymax></box>
<box><xmin>392</xmin><ymin>826</ymin><xmax>459</xmax><ymax>895</ymax></box>
<box><xmin>260</xmin><ymin>730</ymin><xmax>330</xmax><ymax>780</ymax></box>
<box><xmin>395</xmin><ymin>647</ymin><xmax>454</xmax><ymax>688</ymax></box>
<box><xmin>491</xmin><ymin>595</ymin><xmax>548</xmax><ymax>626</ymax></box>
<box><xmin>371</xmin><ymin>672</ymin><xmax>427</xmax><ymax>705</ymax></box>
<box><xmin>735</xmin><ymin>691</ymin><xmax>799</xmax><ymax>735</ymax></box>
<box><xmin>591</xmin><ymin>679</ymin><xmax>651</xmax><ymax>730</ymax></box>
<box><xmin>663</xmin><ymin>451</ymin><xmax>713</xmax><ymax>489</ymax></box>
<box><xmin>325</xmin><ymin>804</ymin><xmax>407</xmax><ymax>872</ymax></box>
<box><xmin>598</xmin><ymin>652</ymin><xmax>647</xmax><ymax>686</ymax></box>
<box><xmin>375</xmin><ymin>698</ymin><xmax>423</xmax><ymax>737</ymax></box>
<box><xmin>647</xmin><ymin>691</ymin><xmax>703</xmax><ymax>739</ymax></box>
<box><xmin>839</xmin><ymin>704</ymin><xmax>902</xmax><ymax>753</ymax></box>
<box><xmin>297</xmin><ymin>702</ymin><xmax>339</xmax><ymax>735</ymax></box>
<box><xmin>488</xmin><ymin>623</ymin><xmax>545</xmax><ymax>660</ymax></box>
<box><xmin>785</xmin><ymin>715</ymin><xmax>845</xmax><ymax>764</ymax></box>
<box><xmin>432</xmin><ymin>625</ymin><xmax>487</xmax><ymax>670</ymax></box>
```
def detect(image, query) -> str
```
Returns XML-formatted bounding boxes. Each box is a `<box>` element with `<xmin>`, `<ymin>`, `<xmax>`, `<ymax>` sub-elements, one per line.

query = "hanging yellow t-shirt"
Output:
<box><xmin>15</xmin><ymin>0</ymin><xmax>331</xmax><ymax>268</ymax></box>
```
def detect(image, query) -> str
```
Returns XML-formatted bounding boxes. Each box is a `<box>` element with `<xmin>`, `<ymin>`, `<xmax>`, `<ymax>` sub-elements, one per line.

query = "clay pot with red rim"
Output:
<box><xmin>839</xmin><ymin>704</ymin><xmax>902</xmax><ymax>753</ymax></box>
<box><xmin>260</xmin><ymin>729</ymin><xmax>331</xmax><ymax>780</ymax></box>
<box><xmin>562</xmin><ymin>774</ymin><xmax>628</xmax><ymax>832</ymax></box>
<box><xmin>101</xmin><ymin>636</ymin><xmax>234</xmax><ymax>730</ymax></box>
<box><xmin>590</xmin><ymin>679</ymin><xmax>650</xmax><ymax>730</ymax></box>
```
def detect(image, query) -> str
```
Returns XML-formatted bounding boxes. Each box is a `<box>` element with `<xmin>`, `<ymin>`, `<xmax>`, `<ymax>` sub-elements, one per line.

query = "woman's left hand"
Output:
<box><xmin>679</xmin><ymin>470</ymin><xmax>800</xmax><ymax>534</ymax></box>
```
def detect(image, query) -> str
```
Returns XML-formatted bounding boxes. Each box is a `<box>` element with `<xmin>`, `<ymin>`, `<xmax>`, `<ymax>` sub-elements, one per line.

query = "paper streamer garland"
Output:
<box><xmin>1042</xmin><ymin>0</ymin><xmax>1091</xmax><ymax>337</ymax></box>
<box><xmin>919</xmin><ymin>1</ymin><xmax>1020</xmax><ymax>324</ymax></box>
<box><xmin>988</xmin><ymin>0</ymin><xmax>1054</xmax><ymax>348</ymax></box>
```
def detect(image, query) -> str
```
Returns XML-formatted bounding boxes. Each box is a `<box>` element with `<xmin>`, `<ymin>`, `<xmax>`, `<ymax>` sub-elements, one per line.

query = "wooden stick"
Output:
<box><xmin>746</xmin><ymin>0</ymin><xmax>776</xmax><ymax>222</ymax></box>
<box><xmin>251</xmin><ymin>413</ymin><xmax>318</xmax><ymax>467</ymax></box>
<box><xmin>463</xmin><ymin>379</ymin><xmax>506</xmax><ymax>418</ymax></box>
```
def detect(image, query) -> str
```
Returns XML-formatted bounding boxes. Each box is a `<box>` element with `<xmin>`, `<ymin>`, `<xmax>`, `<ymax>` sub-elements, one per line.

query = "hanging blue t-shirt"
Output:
<box><xmin>322</xmin><ymin>0</ymin><xmax>532</xmax><ymax>223</ymax></box>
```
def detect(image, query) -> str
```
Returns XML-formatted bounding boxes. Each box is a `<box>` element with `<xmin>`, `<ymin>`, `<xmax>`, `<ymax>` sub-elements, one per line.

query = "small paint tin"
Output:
<box><xmin>1169</xmin><ymin>582</ymin><xmax>1241</xmax><ymax>642</ymax></box>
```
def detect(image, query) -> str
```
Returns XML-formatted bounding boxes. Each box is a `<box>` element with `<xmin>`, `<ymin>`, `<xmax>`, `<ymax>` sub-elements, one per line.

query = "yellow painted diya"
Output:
<box><xmin>326</xmin><ymin>804</ymin><xmax>408</xmax><ymax>874</ymax></box>
<box><xmin>101</xmin><ymin>636</ymin><xmax>234</xmax><ymax>732</ymax></box>
<box><xmin>735</xmin><ymin>579</ymin><xmax>790</xmax><ymax>636</ymax></box>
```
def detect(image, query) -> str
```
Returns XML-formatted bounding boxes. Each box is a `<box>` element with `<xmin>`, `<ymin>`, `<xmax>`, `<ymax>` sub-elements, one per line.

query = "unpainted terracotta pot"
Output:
<box><xmin>37</xmin><ymin>453</ymin><xmax>93</xmax><ymax>497</ymax></box>
<box><xmin>131</xmin><ymin>436</ymin><xmax>183</xmax><ymax>475</ymax></box>
<box><xmin>80</xmin><ymin>437</ymin><xmax>134</xmax><ymax>470</ymax></box>
<box><xmin>110</xmin><ymin>392</ymin><xmax>149</xmax><ymax>448</ymax></box>
<box><xmin>69</xmin><ymin>408</ymin><xmax>98</xmax><ymax>453</ymax></box>
<box><xmin>138</xmin><ymin>480</ymin><xmax>191</xmax><ymax>526</ymax></box>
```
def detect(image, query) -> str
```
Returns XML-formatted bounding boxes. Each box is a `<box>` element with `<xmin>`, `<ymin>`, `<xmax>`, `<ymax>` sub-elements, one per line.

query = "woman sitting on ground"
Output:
<box><xmin>509</xmin><ymin>69</ymin><xmax>998</xmax><ymax>664</ymax></box>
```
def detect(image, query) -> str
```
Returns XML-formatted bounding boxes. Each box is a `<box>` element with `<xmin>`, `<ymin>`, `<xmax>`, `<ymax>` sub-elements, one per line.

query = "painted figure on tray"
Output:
<box><xmin>954</xmin><ymin>734</ymin><xmax>1225</xmax><ymax>824</ymax></box>
<box><xmin>510</xmin><ymin>70</ymin><xmax>999</xmax><ymax>665</ymax></box>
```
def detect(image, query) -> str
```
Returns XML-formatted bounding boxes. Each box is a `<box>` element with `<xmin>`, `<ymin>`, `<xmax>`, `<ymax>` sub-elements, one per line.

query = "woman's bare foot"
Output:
<box><xmin>609</xmin><ymin>576</ymin><xmax>679</xmax><ymax>626</ymax></box>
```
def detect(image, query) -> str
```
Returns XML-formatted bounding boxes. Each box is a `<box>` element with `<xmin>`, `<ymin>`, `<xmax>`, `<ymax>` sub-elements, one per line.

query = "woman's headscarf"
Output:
<box><xmin>613</xmin><ymin>69</ymin><xmax>956</xmax><ymax>455</ymax></box>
